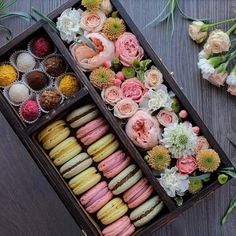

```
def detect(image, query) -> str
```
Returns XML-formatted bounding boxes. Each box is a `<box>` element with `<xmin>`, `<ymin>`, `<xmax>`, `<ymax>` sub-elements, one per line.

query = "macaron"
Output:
<box><xmin>130</xmin><ymin>196</ymin><xmax>164</xmax><ymax>227</ymax></box>
<box><xmin>97</xmin><ymin>198</ymin><xmax>128</xmax><ymax>225</ymax></box>
<box><xmin>37</xmin><ymin>120</ymin><xmax>70</xmax><ymax>150</ymax></box>
<box><xmin>123</xmin><ymin>177</ymin><xmax>154</xmax><ymax>209</ymax></box>
<box><xmin>49</xmin><ymin>137</ymin><xmax>82</xmax><ymax>166</ymax></box>
<box><xmin>59</xmin><ymin>152</ymin><xmax>92</xmax><ymax>179</ymax></box>
<box><xmin>76</xmin><ymin>117</ymin><xmax>110</xmax><ymax>146</ymax></box>
<box><xmin>69</xmin><ymin>167</ymin><xmax>101</xmax><ymax>195</ymax></box>
<box><xmin>98</xmin><ymin>150</ymin><xmax>131</xmax><ymax>178</ymax></box>
<box><xmin>102</xmin><ymin>216</ymin><xmax>135</xmax><ymax>236</ymax></box>
<box><xmin>87</xmin><ymin>133</ymin><xmax>119</xmax><ymax>162</ymax></box>
<box><xmin>108</xmin><ymin>164</ymin><xmax>142</xmax><ymax>195</ymax></box>
<box><xmin>80</xmin><ymin>181</ymin><xmax>113</xmax><ymax>213</ymax></box>
<box><xmin>66</xmin><ymin>104</ymin><xmax>100</xmax><ymax>128</ymax></box>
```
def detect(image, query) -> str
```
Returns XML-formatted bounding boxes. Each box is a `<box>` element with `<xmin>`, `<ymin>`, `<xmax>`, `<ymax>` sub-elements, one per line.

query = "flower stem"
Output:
<box><xmin>202</xmin><ymin>17</ymin><xmax>236</xmax><ymax>31</ymax></box>
<box><xmin>226</xmin><ymin>24</ymin><xmax>236</xmax><ymax>35</ymax></box>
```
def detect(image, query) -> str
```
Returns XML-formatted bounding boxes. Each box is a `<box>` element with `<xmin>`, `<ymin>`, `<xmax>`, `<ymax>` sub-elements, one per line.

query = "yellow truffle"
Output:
<box><xmin>0</xmin><ymin>64</ymin><xmax>18</xmax><ymax>87</ymax></box>
<box><xmin>58</xmin><ymin>74</ymin><xmax>80</xmax><ymax>97</ymax></box>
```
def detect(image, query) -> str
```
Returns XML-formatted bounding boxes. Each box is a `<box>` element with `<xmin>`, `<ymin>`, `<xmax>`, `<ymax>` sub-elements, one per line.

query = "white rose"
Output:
<box><xmin>188</xmin><ymin>21</ymin><xmax>208</xmax><ymax>44</ymax></box>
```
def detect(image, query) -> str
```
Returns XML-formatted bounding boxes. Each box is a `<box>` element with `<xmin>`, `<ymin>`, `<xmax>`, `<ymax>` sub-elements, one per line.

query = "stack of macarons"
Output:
<box><xmin>37</xmin><ymin>103</ymin><xmax>165</xmax><ymax>235</ymax></box>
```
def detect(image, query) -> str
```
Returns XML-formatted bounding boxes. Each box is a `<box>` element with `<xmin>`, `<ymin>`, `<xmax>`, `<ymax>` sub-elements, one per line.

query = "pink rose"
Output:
<box><xmin>70</xmin><ymin>33</ymin><xmax>115</xmax><ymax>72</ymax></box>
<box><xmin>227</xmin><ymin>85</ymin><xmax>236</xmax><ymax>96</ymax></box>
<box><xmin>144</xmin><ymin>67</ymin><xmax>163</xmax><ymax>89</ymax></box>
<box><xmin>101</xmin><ymin>86</ymin><xmax>122</xmax><ymax>106</ymax></box>
<box><xmin>121</xmin><ymin>78</ymin><xmax>148</xmax><ymax>103</ymax></box>
<box><xmin>114</xmin><ymin>98</ymin><xmax>138</xmax><ymax>119</ymax></box>
<box><xmin>156</xmin><ymin>109</ymin><xmax>178</xmax><ymax>127</ymax></box>
<box><xmin>80</xmin><ymin>10</ymin><xmax>106</xmax><ymax>33</ymax></box>
<box><xmin>176</xmin><ymin>156</ymin><xmax>197</xmax><ymax>174</ymax></box>
<box><xmin>115</xmin><ymin>32</ymin><xmax>144</xmax><ymax>66</ymax></box>
<box><xmin>208</xmin><ymin>72</ymin><xmax>228</xmax><ymax>87</ymax></box>
<box><xmin>125</xmin><ymin>110</ymin><xmax>161</xmax><ymax>150</ymax></box>
<box><xmin>195</xmin><ymin>136</ymin><xmax>210</xmax><ymax>153</ymax></box>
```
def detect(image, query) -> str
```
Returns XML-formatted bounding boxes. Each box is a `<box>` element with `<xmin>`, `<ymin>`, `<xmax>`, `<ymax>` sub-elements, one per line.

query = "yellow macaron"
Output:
<box><xmin>87</xmin><ymin>133</ymin><xmax>119</xmax><ymax>162</ymax></box>
<box><xmin>49</xmin><ymin>137</ymin><xmax>82</xmax><ymax>166</ymax></box>
<box><xmin>37</xmin><ymin>120</ymin><xmax>70</xmax><ymax>150</ymax></box>
<box><xmin>69</xmin><ymin>167</ymin><xmax>101</xmax><ymax>195</ymax></box>
<box><xmin>97</xmin><ymin>198</ymin><xmax>128</xmax><ymax>225</ymax></box>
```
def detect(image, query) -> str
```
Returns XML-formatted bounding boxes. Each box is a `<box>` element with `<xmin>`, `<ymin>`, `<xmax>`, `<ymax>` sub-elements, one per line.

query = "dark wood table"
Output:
<box><xmin>0</xmin><ymin>0</ymin><xmax>235</xmax><ymax>235</ymax></box>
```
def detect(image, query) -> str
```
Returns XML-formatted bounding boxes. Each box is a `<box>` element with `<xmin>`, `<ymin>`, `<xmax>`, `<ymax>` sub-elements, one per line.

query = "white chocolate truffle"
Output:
<box><xmin>16</xmin><ymin>52</ymin><xmax>36</xmax><ymax>72</ymax></box>
<box><xmin>9</xmin><ymin>83</ymin><xmax>30</xmax><ymax>103</ymax></box>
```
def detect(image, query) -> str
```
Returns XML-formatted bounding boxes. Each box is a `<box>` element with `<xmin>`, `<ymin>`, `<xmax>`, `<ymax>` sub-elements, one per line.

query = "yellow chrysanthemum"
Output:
<box><xmin>196</xmin><ymin>149</ymin><xmax>221</xmax><ymax>173</ymax></box>
<box><xmin>188</xmin><ymin>180</ymin><xmax>203</xmax><ymax>194</ymax></box>
<box><xmin>89</xmin><ymin>67</ymin><xmax>115</xmax><ymax>90</ymax></box>
<box><xmin>102</xmin><ymin>17</ymin><xmax>126</xmax><ymax>41</ymax></box>
<box><xmin>81</xmin><ymin>0</ymin><xmax>102</xmax><ymax>12</ymax></box>
<box><xmin>147</xmin><ymin>145</ymin><xmax>171</xmax><ymax>171</ymax></box>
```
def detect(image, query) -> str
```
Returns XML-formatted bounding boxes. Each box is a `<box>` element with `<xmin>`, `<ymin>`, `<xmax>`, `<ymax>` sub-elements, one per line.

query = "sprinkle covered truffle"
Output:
<box><xmin>0</xmin><ymin>64</ymin><xmax>18</xmax><ymax>87</ymax></box>
<box><xmin>58</xmin><ymin>74</ymin><xmax>80</xmax><ymax>96</ymax></box>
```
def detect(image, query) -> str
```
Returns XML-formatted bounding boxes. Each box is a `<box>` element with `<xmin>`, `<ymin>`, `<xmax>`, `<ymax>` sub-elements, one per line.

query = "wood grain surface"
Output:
<box><xmin>0</xmin><ymin>0</ymin><xmax>236</xmax><ymax>236</ymax></box>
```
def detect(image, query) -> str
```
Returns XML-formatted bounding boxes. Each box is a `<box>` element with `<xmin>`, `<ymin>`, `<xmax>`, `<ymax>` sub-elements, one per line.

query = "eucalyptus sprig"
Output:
<box><xmin>0</xmin><ymin>0</ymin><xmax>32</xmax><ymax>40</ymax></box>
<box><xmin>31</xmin><ymin>7</ymin><xmax>96</xmax><ymax>52</ymax></box>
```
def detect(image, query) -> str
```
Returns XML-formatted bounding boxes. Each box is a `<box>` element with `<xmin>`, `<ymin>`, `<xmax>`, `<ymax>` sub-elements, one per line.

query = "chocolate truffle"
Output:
<box><xmin>39</xmin><ymin>89</ymin><xmax>62</xmax><ymax>111</ymax></box>
<box><xmin>31</xmin><ymin>37</ymin><xmax>54</xmax><ymax>58</ymax></box>
<box><xmin>44</xmin><ymin>56</ymin><xmax>66</xmax><ymax>77</ymax></box>
<box><xmin>27</xmin><ymin>71</ymin><xmax>48</xmax><ymax>91</ymax></box>
<box><xmin>8</xmin><ymin>83</ymin><xmax>30</xmax><ymax>103</ymax></box>
<box><xmin>16</xmin><ymin>52</ymin><xmax>36</xmax><ymax>72</ymax></box>
<box><xmin>21</xmin><ymin>100</ymin><xmax>39</xmax><ymax>121</ymax></box>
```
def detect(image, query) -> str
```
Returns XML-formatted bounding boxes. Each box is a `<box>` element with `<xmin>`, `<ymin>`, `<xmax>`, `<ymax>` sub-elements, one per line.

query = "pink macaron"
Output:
<box><xmin>80</xmin><ymin>181</ymin><xmax>113</xmax><ymax>213</ymax></box>
<box><xmin>102</xmin><ymin>216</ymin><xmax>135</xmax><ymax>236</ymax></box>
<box><xmin>98</xmin><ymin>150</ymin><xmax>131</xmax><ymax>178</ymax></box>
<box><xmin>123</xmin><ymin>177</ymin><xmax>153</xmax><ymax>209</ymax></box>
<box><xmin>76</xmin><ymin>117</ymin><xmax>110</xmax><ymax>146</ymax></box>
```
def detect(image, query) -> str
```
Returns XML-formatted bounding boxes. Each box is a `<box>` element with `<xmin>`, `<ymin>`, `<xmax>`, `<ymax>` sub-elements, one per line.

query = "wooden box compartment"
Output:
<box><xmin>0</xmin><ymin>0</ymin><xmax>234</xmax><ymax>235</ymax></box>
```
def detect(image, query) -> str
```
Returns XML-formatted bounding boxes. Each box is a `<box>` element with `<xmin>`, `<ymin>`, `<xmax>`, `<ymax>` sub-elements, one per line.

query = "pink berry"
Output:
<box><xmin>114</xmin><ymin>79</ymin><xmax>122</xmax><ymax>86</ymax></box>
<box><xmin>179</xmin><ymin>110</ymin><xmax>188</xmax><ymax>118</ymax></box>
<box><xmin>193</xmin><ymin>126</ymin><xmax>200</xmax><ymax>134</ymax></box>
<box><xmin>103</xmin><ymin>60</ymin><xmax>112</xmax><ymax>68</ymax></box>
<box><xmin>116</xmin><ymin>71</ymin><xmax>125</xmax><ymax>81</ymax></box>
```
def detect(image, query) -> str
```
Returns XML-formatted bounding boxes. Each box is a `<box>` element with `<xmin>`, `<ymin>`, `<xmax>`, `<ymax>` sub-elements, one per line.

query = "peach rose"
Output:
<box><xmin>100</xmin><ymin>0</ymin><xmax>113</xmax><ymax>15</ymax></box>
<box><xmin>176</xmin><ymin>156</ymin><xmax>197</xmax><ymax>174</ymax></box>
<box><xmin>70</xmin><ymin>32</ymin><xmax>115</xmax><ymax>72</ymax></box>
<box><xmin>204</xmin><ymin>30</ymin><xmax>230</xmax><ymax>55</ymax></box>
<box><xmin>125</xmin><ymin>110</ymin><xmax>161</xmax><ymax>150</ymax></box>
<box><xmin>208</xmin><ymin>72</ymin><xmax>228</xmax><ymax>87</ymax></box>
<box><xmin>188</xmin><ymin>21</ymin><xmax>208</xmax><ymax>44</ymax></box>
<box><xmin>101</xmin><ymin>86</ymin><xmax>122</xmax><ymax>106</ymax></box>
<box><xmin>156</xmin><ymin>109</ymin><xmax>178</xmax><ymax>127</ymax></box>
<box><xmin>80</xmin><ymin>10</ymin><xmax>106</xmax><ymax>33</ymax></box>
<box><xmin>114</xmin><ymin>98</ymin><xmax>138</xmax><ymax>119</ymax></box>
<box><xmin>115</xmin><ymin>32</ymin><xmax>144</xmax><ymax>66</ymax></box>
<box><xmin>195</xmin><ymin>136</ymin><xmax>210</xmax><ymax>153</ymax></box>
<box><xmin>227</xmin><ymin>85</ymin><xmax>236</xmax><ymax>96</ymax></box>
<box><xmin>144</xmin><ymin>67</ymin><xmax>163</xmax><ymax>89</ymax></box>
<box><xmin>121</xmin><ymin>78</ymin><xmax>148</xmax><ymax>103</ymax></box>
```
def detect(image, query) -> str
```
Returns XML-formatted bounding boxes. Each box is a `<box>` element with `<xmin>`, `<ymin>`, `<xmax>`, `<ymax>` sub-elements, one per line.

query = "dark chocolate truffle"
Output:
<box><xmin>39</xmin><ymin>89</ymin><xmax>62</xmax><ymax>111</ymax></box>
<box><xmin>44</xmin><ymin>56</ymin><xmax>66</xmax><ymax>77</ymax></box>
<box><xmin>27</xmin><ymin>71</ymin><xmax>48</xmax><ymax>91</ymax></box>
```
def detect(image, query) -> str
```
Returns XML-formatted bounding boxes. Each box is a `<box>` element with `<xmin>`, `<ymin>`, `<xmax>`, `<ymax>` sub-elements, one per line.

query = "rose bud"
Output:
<box><xmin>179</xmin><ymin>110</ymin><xmax>188</xmax><ymax>118</ymax></box>
<box><xmin>116</xmin><ymin>71</ymin><xmax>125</xmax><ymax>81</ymax></box>
<box><xmin>103</xmin><ymin>60</ymin><xmax>112</xmax><ymax>68</ymax></box>
<box><xmin>115</xmin><ymin>79</ymin><xmax>122</xmax><ymax>86</ymax></box>
<box><xmin>193</xmin><ymin>126</ymin><xmax>200</xmax><ymax>134</ymax></box>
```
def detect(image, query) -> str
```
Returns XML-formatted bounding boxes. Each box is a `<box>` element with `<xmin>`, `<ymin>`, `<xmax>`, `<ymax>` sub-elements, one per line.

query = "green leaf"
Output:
<box><xmin>79</xmin><ymin>35</ymin><xmax>96</xmax><ymax>52</ymax></box>
<box><xmin>221</xmin><ymin>195</ymin><xmax>236</xmax><ymax>224</ymax></box>
<box><xmin>174</xmin><ymin>196</ymin><xmax>183</xmax><ymax>206</ymax></box>
<box><xmin>0</xmin><ymin>12</ymin><xmax>32</xmax><ymax>21</ymax></box>
<box><xmin>0</xmin><ymin>0</ymin><xmax>17</xmax><ymax>12</ymax></box>
<box><xmin>140</xmin><ymin>59</ymin><xmax>152</xmax><ymax>70</ymax></box>
<box><xmin>136</xmin><ymin>70</ymin><xmax>145</xmax><ymax>83</ymax></box>
<box><xmin>189</xmin><ymin>173</ymin><xmax>211</xmax><ymax>181</ymax></box>
<box><xmin>0</xmin><ymin>24</ymin><xmax>12</xmax><ymax>40</ymax></box>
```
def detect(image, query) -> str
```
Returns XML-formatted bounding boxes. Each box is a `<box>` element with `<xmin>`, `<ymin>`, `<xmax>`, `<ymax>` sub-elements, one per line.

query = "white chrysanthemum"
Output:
<box><xmin>198</xmin><ymin>50</ymin><xmax>210</xmax><ymax>60</ymax></box>
<box><xmin>57</xmin><ymin>8</ymin><xmax>83</xmax><ymax>43</ymax></box>
<box><xmin>139</xmin><ymin>85</ymin><xmax>172</xmax><ymax>113</ymax></box>
<box><xmin>161</xmin><ymin>123</ymin><xmax>198</xmax><ymax>158</ymax></box>
<box><xmin>159</xmin><ymin>167</ymin><xmax>189</xmax><ymax>197</ymax></box>
<box><xmin>197</xmin><ymin>58</ymin><xmax>215</xmax><ymax>80</ymax></box>
<box><xmin>226</xmin><ymin>72</ymin><xmax>236</xmax><ymax>86</ymax></box>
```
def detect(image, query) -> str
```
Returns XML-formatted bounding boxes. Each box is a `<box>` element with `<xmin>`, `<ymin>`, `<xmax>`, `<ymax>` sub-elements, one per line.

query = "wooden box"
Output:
<box><xmin>0</xmin><ymin>0</ymin><xmax>234</xmax><ymax>235</ymax></box>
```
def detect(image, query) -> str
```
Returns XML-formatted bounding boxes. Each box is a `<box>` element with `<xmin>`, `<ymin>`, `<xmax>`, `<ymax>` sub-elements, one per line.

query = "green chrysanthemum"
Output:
<box><xmin>89</xmin><ymin>67</ymin><xmax>115</xmax><ymax>90</ymax></box>
<box><xmin>171</xmin><ymin>96</ymin><xmax>180</xmax><ymax>114</ymax></box>
<box><xmin>122</xmin><ymin>67</ymin><xmax>136</xmax><ymax>79</ymax></box>
<box><xmin>147</xmin><ymin>145</ymin><xmax>171</xmax><ymax>171</ymax></box>
<box><xmin>196</xmin><ymin>149</ymin><xmax>221</xmax><ymax>173</ymax></box>
<box><xmin>81</xmin><ymin>0</ymin><xmax>102</xmax><ymax>12</ymax></box>
<box><xmin>102</xmin><ymin>17</ymin><xmax>126</xmax><ymax>41</ymax></box>
<box><xmin>188</xmin><ymin>180</ymin><xmax>203</xmax><ymax>194</ymax></box>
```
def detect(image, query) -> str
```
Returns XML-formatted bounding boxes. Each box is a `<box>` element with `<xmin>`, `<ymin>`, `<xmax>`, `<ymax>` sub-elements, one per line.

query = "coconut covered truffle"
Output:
<box><xmin>58</xmin><ymin>74</ymin><xmax>80</xmax><ymax>96</ymax></box>
<box><xmin>0</xmin><ymin>64</ymin><xmax>17</xmax><ymax>87</ymax></box>
<box><xmin>31</xmin><ymin>37</ymin><xmax>54</xmax><ymax>58</ymax></box>
<box><xmin>26</xmin><ymin>71</ymin><xmax>48</xmax><ymax>91</ymax></box>
<box><xmin>44</xmin><ymin>55</ymin><xmax>67</xmax><ymax>77</ymax></box>
<box><xmin>16</xmin><ymin>52</ymin><xmax>36</xmax><ymax>72</ymax></box>
<box><xmin>39</xmin><ymin>89</ymin><xmax>62</xmax><ymax>111</ymax></box>
<box><xmin>21</xmin><ymin>100</ymin><xmax>39</xmax><ymax>121</ymax></box>
<box><xmin>8</xmin><ymin>83</ymin><xmax>30</xmax><ymax>103</ymax></box>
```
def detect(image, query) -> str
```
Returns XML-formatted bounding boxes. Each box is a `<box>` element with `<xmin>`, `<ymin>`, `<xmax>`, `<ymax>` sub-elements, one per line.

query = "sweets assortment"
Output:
<box><xmin>37</xmin><ymin>103</ymin><xmax>165</xmax><ymax>235</ymax></box>
<box><xmin>0</xmin><ymin>36</ymin><xmax>81</xmax><ymax>124</ymax></box>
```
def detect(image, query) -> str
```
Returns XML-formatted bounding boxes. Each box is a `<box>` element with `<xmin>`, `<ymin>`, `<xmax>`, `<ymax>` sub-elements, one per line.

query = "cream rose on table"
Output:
<box><xmin>80</xmin><ymin>10</ymin><xmax>106</xmax><ymax>33</ymax></box>
<box><xmin>101</xmin><ymin>86</ymin><xmax>122</xmax><ymax>106</ymax></box>
<box><xmin>144</xmin><ymin>66</ymin><xmax>163</xmax><ymax>89</ymax></box>
<box><xmin>188</xmin><ymin>21</ymin><xmax>208</xmax><ymax>44</ymax></box>
<box><xmin>114</xmin><ymin>98</ymin><xmax>138</xmax><ymax>119</ymax></box>
<box><xmin>115</xmin><ymin>32</ymin><xmax>144</xmax><ymax>66</ymax></box>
